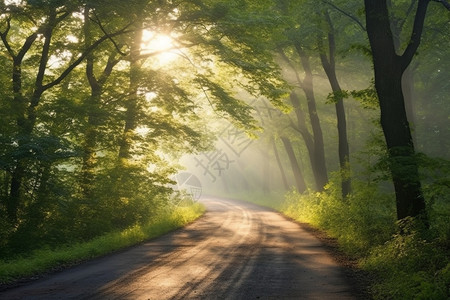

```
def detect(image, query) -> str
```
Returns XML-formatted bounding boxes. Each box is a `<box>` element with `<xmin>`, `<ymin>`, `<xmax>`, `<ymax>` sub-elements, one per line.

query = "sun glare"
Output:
<box><xmin>141</xmin><ymin>30</ymin><xmax>178</xmax><ymax>66</ymax></box>
<box><xmin>4</xmin><ymin>0</ymin><xmax>22</xmax><ymax>5</ymax></box>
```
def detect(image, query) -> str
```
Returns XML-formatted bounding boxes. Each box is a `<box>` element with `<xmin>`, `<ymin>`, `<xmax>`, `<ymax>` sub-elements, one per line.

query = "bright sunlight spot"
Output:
<box><xmin>4</xmin><ymin>0</ymin><xmax>22</xmax><ymax>5</ymax></box>
<box><xmin>141</xmin><ymin>30</ymin><xmax>178</xmax><ymax>66</ymax></box>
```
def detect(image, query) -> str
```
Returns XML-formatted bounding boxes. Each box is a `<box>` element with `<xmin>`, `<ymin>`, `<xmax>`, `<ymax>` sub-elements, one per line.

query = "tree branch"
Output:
<box><xmin>432</xmin><ymin>0</ymin><xmax>450</xmax><ymax>10</ymax></box>
<box><xmin>91</xmin><ymin>10</ymin><xmax>128</xmax><ymax>56</ymax></box>
<box><xmin>16</xmin><ymin>33</ymin><xmax>39</xmax><ymax>62</ymax></box>
<box><xmin>324</xmin><ymin>11</ymin><xmax>336</xmax><ymax>68</ymax></box>
<box><xmin>33</xmin><ymin>10</ymin><xmax>57</xmax><ymax>103</ymax></box>
<box><xmin>401</xmin><ymin>0</ymin><xmax>430</xmax><ymax>69</ymax></box>
<box><xmin>321</xmin><ymin>0</ymin><xmax>366</xmax><ymax>31</ymax></box>
<box><xmin>276</xmin><ymin>48</ymin><xmax>304</xmax><ymax>90</ymax></box>
<box><xmin>0</xmin><ymin>18</ymin><xmax>15</xmax><ymax>57</ymax></box>
<box><xmin>98</xmin><ymin>53</ymin><xmax>120</xmax><ymax>85</ymax></box>
<box><xmin>42</xmin><ymin>26</ymin><xmax>134</xmax><ymax>92</ymax></box>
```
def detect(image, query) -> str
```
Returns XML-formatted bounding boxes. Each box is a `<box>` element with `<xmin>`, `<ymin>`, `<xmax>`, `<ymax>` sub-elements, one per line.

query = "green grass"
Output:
<box><xmin>0</xmin><ymin>202</ymin><xmax>205</xmax><ymax>284</ymax></box>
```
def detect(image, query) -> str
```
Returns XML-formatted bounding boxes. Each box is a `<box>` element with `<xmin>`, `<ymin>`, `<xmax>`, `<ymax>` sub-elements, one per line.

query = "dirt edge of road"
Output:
<box><xmin>293</xmin><ymin>219</ymin><xmax>374</xmax><ymax>300</ymax></box>
<box><xmin>0</xmin><ymin>222</ymin><xmax>198</xmax><ymax>293</ymax></box>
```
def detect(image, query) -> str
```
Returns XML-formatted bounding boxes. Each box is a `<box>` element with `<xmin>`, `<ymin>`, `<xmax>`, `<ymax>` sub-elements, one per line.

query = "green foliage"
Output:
<box><xmin>419</xmin><ymin>155</ymin><xmax>450</xmax><ymax>247</ymax></box>
<box><xmin>349</xmin><ymin>83</ymin><xmax>379</xmax><ymax>110</ymax></box>
<box><xmin>282</xmin><ymin>175</ymin><xmax>396</xmax><ymax>255</ymax></box>
<box><xmin>1</xmin><ymin>0</ymin><xmax>274</xmax><ymax>260</ymax></box>
<box><xmin>180</xmin><ymin>0</ymin><xmax>290</xmax><ymax>110</ymax></box>
<box><xmin>325</xmin><ymin>89</ymin><xmax>350</xmax><ymax>104</ymax></box>
<box><xmin>327</xmin><ymin>82</ymin><xmax>378</xmax><ymax>109</ymax></box>
<box><xmin>194</xmin><ymin>75</ymin><xmax>260</xmax><ymax>132</ymax></box>
<box><xmin>362</xmin><ymin>217</ymin><xmax>449</xmax><ymax>299</ymax></box>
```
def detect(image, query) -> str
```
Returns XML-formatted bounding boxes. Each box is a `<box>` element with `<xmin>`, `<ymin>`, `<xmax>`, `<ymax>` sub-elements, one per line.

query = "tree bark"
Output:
<box><xmin>288</xmin><ymin>46</ymin><xmax>329</xmax><ymax>191</ymax></box>
<box><xmin>364</xmin><ymin>0</ymin><xmax>428</xmax><ymax>220</ymax></box>
<box><xmin>81</xmin><ymin>5</ymin><xmax>120</xmax><ymax>198</ymax></box>
<box><xmin>318</xmin><ymin>13</ymin><xmax>351</xmax><ymax>198</ymax></box>
<box><xmin>6</xmin><ymin>9</ymin><xmax>57</xmax><ymax>222</ymax></box>
<box><xmin>81</xmin><ymin>5</ymin><xmax>100</xmax><ymax>199</ymax></box>
<box><xmin>402</xmin><ymin>64</ymin><xmax>418</xmax><ymax>144</ymax></box>
<box><xmin>280</xmin><ymin>136</ymin><xmax>306</xmax><ymax>193</ymax></box>
<box><xmin>118</xmin><ymin>21</ymin><xmax>143</xmax><ymax>162</ymax></box>
<box><xmin>272</xmin><ymin>139</ymin><xmax>290</xmax><ymax>190</ymax></box>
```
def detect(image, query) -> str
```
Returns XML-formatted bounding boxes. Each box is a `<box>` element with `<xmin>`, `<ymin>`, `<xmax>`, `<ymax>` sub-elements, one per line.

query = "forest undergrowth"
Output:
<box><xmin>281</xmin><ymin>168</ymin><xmax>450</xmax><ymax>299</ymax></box>
<box><xmin>0</xmin><ymin>198</ymin><xmax>204</xmax><ymax>286</ymax></box>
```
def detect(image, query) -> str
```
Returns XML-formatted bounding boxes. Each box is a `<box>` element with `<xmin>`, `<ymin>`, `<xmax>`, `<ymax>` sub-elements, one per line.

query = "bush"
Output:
<box><xmin>282</xmin><ymin>177</ymin><xmax>396</xmax><ymax>255</ymax></box>
<box><xmin>281</xmin><ymin>171</ymin><xmax>450</xmax><ymax>299</ymax></box>
<box><xmin>362</xmin><ymin>218</ymin><xmax>449</xmax><ymax>299</ymax></box>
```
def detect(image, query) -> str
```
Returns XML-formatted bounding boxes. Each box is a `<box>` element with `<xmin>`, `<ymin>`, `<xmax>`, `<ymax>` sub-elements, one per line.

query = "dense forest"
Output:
<box><xmin>1</xmin><ymin>0</ymin><xmax>449</xmax><ymax>298</ymax></box>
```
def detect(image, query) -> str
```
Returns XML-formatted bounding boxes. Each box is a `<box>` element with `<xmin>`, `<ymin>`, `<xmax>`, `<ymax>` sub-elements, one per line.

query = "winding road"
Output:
<box><xmin>1</xmin><ymin>197</ymin><xmax>358</xmax><ymax>299</ymax></box>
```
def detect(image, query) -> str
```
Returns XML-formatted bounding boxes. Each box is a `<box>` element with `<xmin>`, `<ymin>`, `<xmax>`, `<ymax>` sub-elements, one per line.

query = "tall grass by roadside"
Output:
<box><xmin>0</xmin><ymin>201</ymin><xmax>204</xmax><ymax>285</ymax></box>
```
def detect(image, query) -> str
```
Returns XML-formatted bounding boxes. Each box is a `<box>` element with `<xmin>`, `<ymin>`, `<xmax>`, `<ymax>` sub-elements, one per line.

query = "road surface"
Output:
<box><xmin>1</xmin><ymin>197</ymin><xmax>358</xmax><ymax>299</ymax></box>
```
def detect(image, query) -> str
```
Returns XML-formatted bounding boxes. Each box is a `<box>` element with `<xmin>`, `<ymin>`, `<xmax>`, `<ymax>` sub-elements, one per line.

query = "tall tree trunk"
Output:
<box><xmin>81</xmin><ymin>5</ymin><xmax>119</xmax><ymax>198</ymax></box>
<box><xmin>81</xmin><ymin>5</ymin><xmax>100</xmax><ymax>199</ymax></box>
<box><xmin>118</xmin><ymin>21</ymin><xmax>143</xmax><ymax>162</ymax></box>
<box><xmin>389</xmin><ymin>2</ymin><xmax>419</xmax><ymax>145</ymax></box>
<box><xmin>7</xmin><ymin>9</ymin><xmax>57</xmax><ymax>222</ymax></box>
<box><xmin>280</xmin><ymin>136</ymin><xmax>306</xmax><ymax>193</ymax></box>
<box><xmin>364</xmin><ymin>0</ymin><xmax>428</xmax><ymax>220</ymax></box>
<box><xmin>263</xmin><ymin>150</ymin><xmax>271</xmax><ymax>194</ymax></box>
<box><xmin>286</xmin><ymin>47</ymin><xmax>329</xmax><ymax>191</ymax></box>
<box><xmin>318</xmin><ymin>13</ymin><xmax>351</xmax><ymax>198</ymax></box>
<box><xmin>272</xmin><ymin>139</ymin><xmax>290</xmax><ymax>190</ymax></box>
<box><xmin>402</xmin><ymin>65</ymin><xmax>417</xmax><ymax>143</ymax></box>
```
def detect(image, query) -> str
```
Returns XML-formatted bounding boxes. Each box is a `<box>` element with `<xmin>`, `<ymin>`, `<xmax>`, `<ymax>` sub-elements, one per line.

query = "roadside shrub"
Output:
<box><xmin>362</xmin><ymin>217</ymin><xmax>449</xmax><ymax>299</ymax></box>
<box><xmin>282</xmin><ymin>175</ymin><xmax>395</xmax><ymax>255</ymax></box>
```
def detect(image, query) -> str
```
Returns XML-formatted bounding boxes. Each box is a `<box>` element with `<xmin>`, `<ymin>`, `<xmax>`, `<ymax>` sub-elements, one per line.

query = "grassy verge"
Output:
<box><xmin>0</xmin><ymin>202</ymin><xmax>205</xmax><ymax>285</ymax></box>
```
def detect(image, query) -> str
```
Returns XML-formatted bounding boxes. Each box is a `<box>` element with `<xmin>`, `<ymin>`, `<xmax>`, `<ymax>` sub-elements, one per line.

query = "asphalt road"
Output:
<box><xmin>1</xmin><ymin>197</ymin><xmax>358</xmax><ymax>299</ymax></box>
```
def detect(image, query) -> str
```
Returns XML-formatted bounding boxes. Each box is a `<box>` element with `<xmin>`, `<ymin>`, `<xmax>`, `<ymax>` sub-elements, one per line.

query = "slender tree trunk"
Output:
<box><xmin>318</xmin><ymin>12</ymin><xmax>351</xmax><ymax>199</ymax></box>
<box><xmin>319</xmin><ymin>57</ymin><xmax>351</xmax><ymax>198</ymax></box>
<box><xmin>286</xmin><ymin>46</ymin><xmax>329</xmax><ymax>191</ymax></box>
<box><xmin>272</xmin><ymin>139</ymin><xmax>290</xmax><ymax>190</ymax></box>
<box><xmin>389</xmin><ymin>3</ymin><xmax>419</xmax><ymax>145</ymax></box>
<box><xmin>280</xmin><ymin>136</ymin><xmax>306</xmax><ymax>193</ymax></box>
<box><xmin>365</xmin><ymin>0</ymin><xmax>427</xmax><ymax>220</ymax></box>
<box><xmin>402</xmin><ymin>65</ymin><xmax>417</xmax><ymax>143</ymax></box>
<box><xmin>81</xmin><ymin>5</ymin><xmax>100</xmax><ymax>199</ymax></box>
<box><xmin>118</xmin><ymin>22</ymin><xmax>143</xmax><ymax>162</ymax></box>
<box><xmin>263</xmin><ymin>150</ymin><xmax>270</xmax><ymax>194</ymax></box>
<box><xmin>80</xmin><ymin>6</ymin><xmax>119</xmax><ymax>199</ymax></box>
<box><xmin>7</xmin><ymin>9</ymin><xmax>57</xmax><ymax>222</ymax></box>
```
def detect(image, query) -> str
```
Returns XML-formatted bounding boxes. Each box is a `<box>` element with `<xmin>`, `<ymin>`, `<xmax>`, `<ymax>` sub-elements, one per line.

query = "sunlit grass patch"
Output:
<box><xmin>0</xmin><ymin>202</ymin><xmax>205</xmax><ymax>285</ymax></box>
<box><xmin>281</xmin><ymin>182</ymin><xmax>396</xmax><ymax>256</ymax></box>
